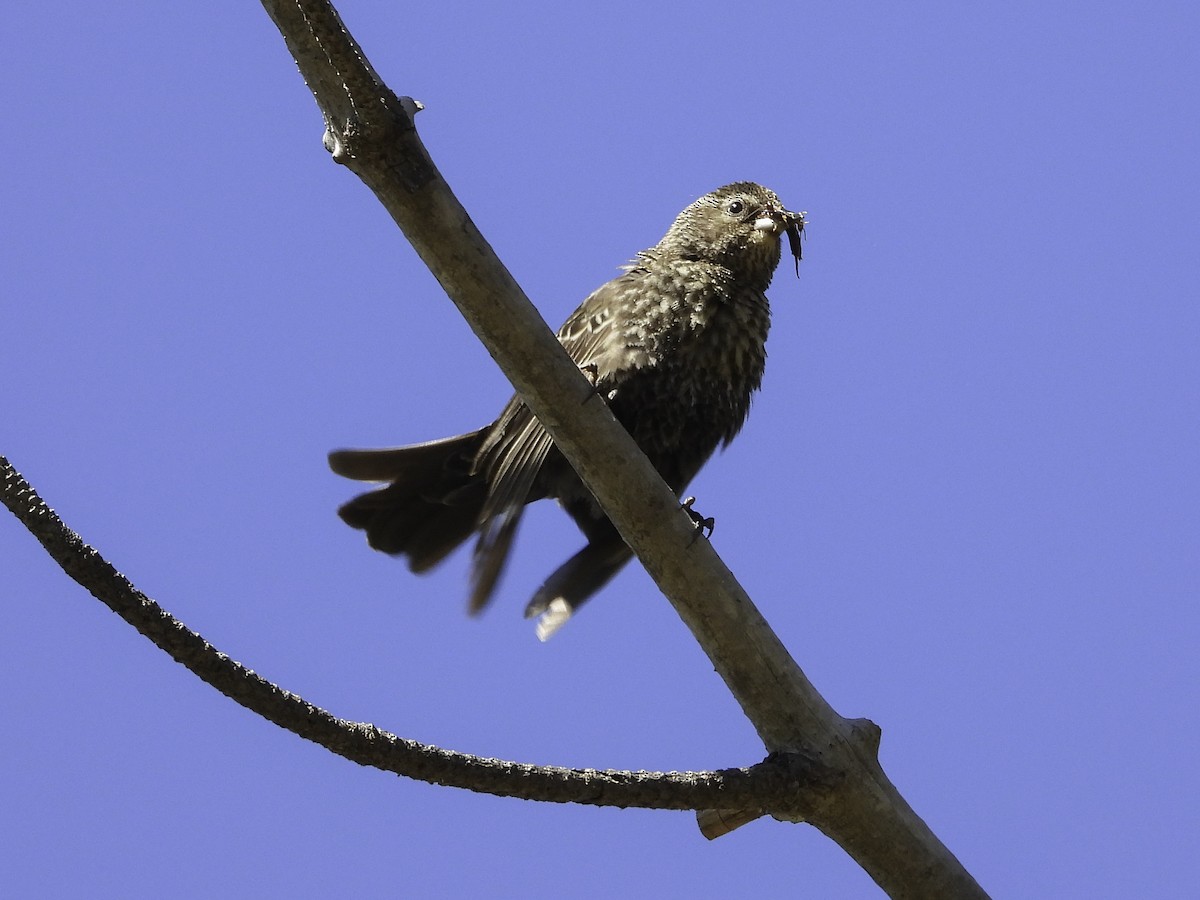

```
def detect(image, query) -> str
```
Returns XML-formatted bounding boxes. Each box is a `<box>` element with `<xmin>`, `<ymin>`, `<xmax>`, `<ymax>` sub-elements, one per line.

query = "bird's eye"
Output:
<box><xmin>726</xmin><ymin>200</ymin><xmax>745</xmax><ymax>216</ymax></box>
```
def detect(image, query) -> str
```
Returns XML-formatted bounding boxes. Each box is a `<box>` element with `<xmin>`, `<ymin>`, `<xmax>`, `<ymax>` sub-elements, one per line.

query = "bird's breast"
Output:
<box><xmin>599</xmin><ymin>269</ymin><xmax>770</xmax><ymax>482</ymax></box>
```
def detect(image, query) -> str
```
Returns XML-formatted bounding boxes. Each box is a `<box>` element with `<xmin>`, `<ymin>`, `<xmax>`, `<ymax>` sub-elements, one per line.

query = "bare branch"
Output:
<box><xmin>264</xmin><ymin>0</ymin><xmax>835</xmax><ymax>751</ymax></box>
<box><xmin>1</xmin><ymin>456</ymin><xmax>833</xmax><ymax>813</ymax></box>
<box><xmin>256</xmin><ymin>1</ymin><xmax>986</xmax><ymax>896</ymax></box>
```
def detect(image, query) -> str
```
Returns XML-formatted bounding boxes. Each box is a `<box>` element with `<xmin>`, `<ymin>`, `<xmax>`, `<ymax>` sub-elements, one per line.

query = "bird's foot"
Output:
<box><xmin>682</xmin><ymin>496</ymin><xmax>715</xmax><ymax>544</ymax></box>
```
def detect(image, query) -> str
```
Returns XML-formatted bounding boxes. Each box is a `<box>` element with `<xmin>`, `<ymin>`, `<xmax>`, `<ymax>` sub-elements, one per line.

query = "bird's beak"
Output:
<box><xmin>755</xmin><ymin>207</ymin><xmax>806</xmax><ymax>232</ymax></box>
<box><xmin>753</xmin><ymin>212</ymin><xmax>783</xmax><ymax>233</ymax></box>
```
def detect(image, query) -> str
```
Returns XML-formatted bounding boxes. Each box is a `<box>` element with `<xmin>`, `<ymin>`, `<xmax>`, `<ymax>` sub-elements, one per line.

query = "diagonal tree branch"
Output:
<box><xmin>1</xmin><ymin>455</ymin><xmax>830</xmax><ymax>813</ymax></box>
<box><xmin>262</xmin><ymin>0</ymin><xmax>837</xmax><ymax>754</ymax></box>
<box><xmin>257</xmin><ymin>1</ymin><xmax>987</xmax><ymax>896</ymax></box>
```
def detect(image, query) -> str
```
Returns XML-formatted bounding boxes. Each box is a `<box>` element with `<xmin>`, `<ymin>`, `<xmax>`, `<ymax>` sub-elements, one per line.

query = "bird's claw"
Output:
<box><xmin>682</xmin><ymin>496</ymin><xmax>715</xmax><ymax>545</ymax></box>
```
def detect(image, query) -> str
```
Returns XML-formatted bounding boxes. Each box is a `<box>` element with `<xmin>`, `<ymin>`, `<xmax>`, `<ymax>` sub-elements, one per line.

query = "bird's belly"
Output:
<box><xmin>607</xmin><ymin>355</ymin><xmax>760</xmax><ymax>490</ymax></box>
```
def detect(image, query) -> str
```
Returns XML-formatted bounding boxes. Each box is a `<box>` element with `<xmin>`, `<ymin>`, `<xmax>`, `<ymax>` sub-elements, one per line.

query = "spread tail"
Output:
<box><xmin>329</xmin><ymin>429</ymin><xmax>489</xmax><ymax>574</ymax></box>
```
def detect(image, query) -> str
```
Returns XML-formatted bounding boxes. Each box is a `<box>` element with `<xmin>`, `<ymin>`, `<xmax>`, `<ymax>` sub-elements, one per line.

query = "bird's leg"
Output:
<box><xmin>681</xmin><ymin>496</ymin><xmax>715</xmax><ymax>544</ymax></box>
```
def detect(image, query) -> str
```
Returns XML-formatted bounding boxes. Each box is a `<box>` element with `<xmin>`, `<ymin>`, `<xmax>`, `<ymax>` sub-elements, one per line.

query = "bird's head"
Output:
<box><xmin>659</xmin><ymin>182</ymin><xmax>806</xmax><ymax>288</ymax></box>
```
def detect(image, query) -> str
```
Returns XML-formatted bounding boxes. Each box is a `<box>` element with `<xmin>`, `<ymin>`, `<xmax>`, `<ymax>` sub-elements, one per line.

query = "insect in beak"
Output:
<box><xmin>784</xmin><ymin>210</ymin><xmax>806</xmax><ymax>276</ymax></box>
<box><xmin>752</xmin><ymin>208</ymin><xmax>806</xmax><ymax>276</ymax></box>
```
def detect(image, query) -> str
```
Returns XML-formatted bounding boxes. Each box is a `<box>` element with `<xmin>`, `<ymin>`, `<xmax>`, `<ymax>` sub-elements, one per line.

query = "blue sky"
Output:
<box><xmin>4</xmin><ymin>2</ymin><xmax>1198</xmax><ymax>897</ymax></box>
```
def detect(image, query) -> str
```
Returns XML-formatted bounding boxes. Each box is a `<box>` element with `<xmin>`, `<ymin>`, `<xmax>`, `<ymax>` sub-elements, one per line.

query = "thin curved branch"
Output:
<box><xmin>1</xmin><ymin>455</ymin><xmax>828</xmax><ymax>813</ymax></box>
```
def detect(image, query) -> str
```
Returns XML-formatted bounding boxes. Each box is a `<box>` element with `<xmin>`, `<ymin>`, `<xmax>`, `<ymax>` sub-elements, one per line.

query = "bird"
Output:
<box><xmin>329</xmin><ymin>182</ymin><xmax>804</xmax><ymax>639</ymax></box>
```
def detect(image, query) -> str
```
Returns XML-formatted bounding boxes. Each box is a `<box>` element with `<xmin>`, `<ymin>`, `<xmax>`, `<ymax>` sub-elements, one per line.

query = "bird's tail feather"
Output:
<box><xmin>329</xmin><ymin>428</ymin><xmax>489</xmax><ymax>572</ymax></box>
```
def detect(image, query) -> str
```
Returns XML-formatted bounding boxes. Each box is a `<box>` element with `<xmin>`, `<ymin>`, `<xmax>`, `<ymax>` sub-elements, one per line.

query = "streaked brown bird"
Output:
<box><xmin>330</xmin><ymin>182</ymin><xmax>804</xmax><ymax>638</ymax></box>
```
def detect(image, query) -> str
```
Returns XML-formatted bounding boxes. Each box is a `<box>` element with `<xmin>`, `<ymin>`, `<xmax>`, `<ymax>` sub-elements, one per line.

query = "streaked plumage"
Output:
<box><xmin>330</xmin><ymin>182</ymin><xmax>804</xmax><ymax>638</ymax></box>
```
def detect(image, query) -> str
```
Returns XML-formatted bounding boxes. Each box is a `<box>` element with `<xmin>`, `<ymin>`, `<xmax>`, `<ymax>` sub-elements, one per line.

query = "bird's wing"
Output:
<box><xmin>466</xmin><ymin>273</ymin><xmax>638</xmax><ymax>612</ymax></box>
<box><xmin>554</xmin><ymin>274</ymin><xmax>635</xmax><ymax>372</ymax></box>
<box><xmin>468</xmin><ymin>396</ymin><xmax>554</xmax><ymax>612</ymax></box>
